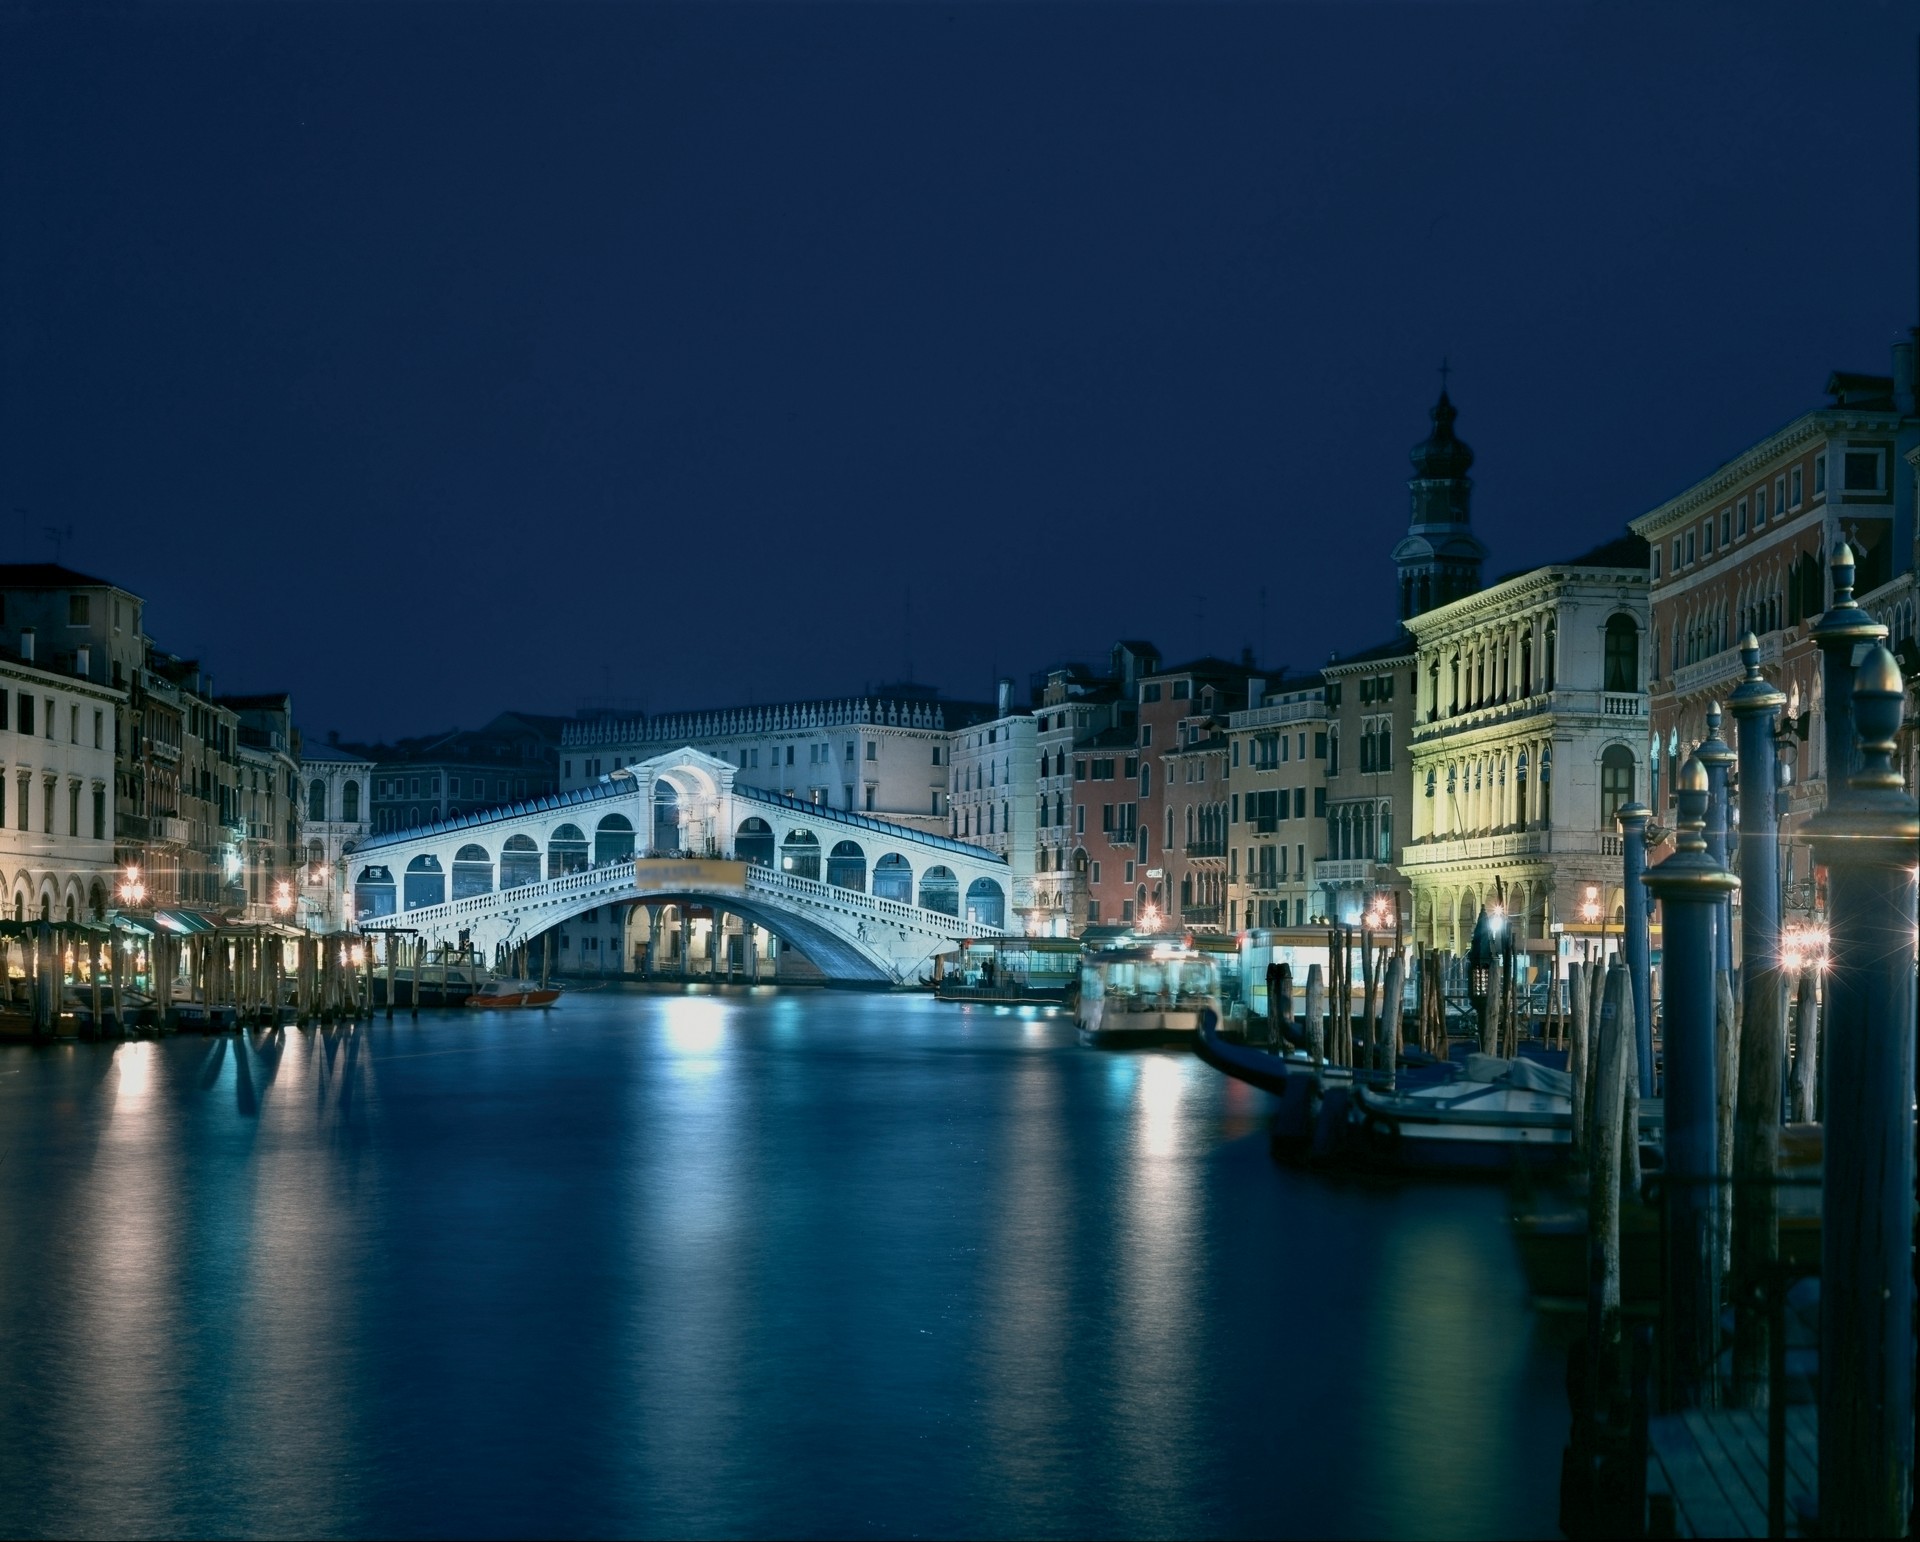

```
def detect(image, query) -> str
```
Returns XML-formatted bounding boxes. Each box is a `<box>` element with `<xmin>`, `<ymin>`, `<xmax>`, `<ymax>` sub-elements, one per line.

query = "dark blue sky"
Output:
<box><xmin>2</xmin><ymin>2</ymin><xmax>1915</xmax><ymax>740</ymax></box>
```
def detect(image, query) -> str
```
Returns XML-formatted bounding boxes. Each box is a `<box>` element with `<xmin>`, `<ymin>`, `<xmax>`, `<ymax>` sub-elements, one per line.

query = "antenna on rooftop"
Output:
<box><xmin>42</xmin><ymin>523</ymin><xmax>73</xmax><ymax>564</ymax></box>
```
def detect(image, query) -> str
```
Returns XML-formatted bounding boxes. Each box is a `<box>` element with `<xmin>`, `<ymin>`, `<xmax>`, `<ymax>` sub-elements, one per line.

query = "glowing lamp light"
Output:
<box><xmin>273</xmin><ymin>880</ymin><xmax>294</xmax><ymax>915</ymax></box>
<box><xmin>117</xmin><ymin>864</ymin><xmax>146</xmax><ymax>907</ymax></box>
<box><xmin>348</xmin><ymin>945</ymin><xmax>365</xmax><ymax>967</ymax></box>
<box><xmin>1137</xmin><ymin>904</ymin><xmax>1164</xmax><ymax>934</ymax></box>
<box><xmin>1581</xmin><ymin>883</ymin><xmax>1601</xmax><ymax>928</ymax></box>
<box><xmin>1486</xmin><ymin>903</ymin><xmax>1506</xmax><ymax>936</ymax></box>
<box><xmin>1781</xmin><ymin>921</ymin><xmax>1830</xmax><ymax>976</ymax></box>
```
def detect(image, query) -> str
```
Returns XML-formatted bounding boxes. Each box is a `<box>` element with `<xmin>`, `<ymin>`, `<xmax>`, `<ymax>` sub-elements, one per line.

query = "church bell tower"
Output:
<box><xmin>1392</xmin><ymin>377</ymin><xmax>1488</xmax><ymax>620</ymax></box>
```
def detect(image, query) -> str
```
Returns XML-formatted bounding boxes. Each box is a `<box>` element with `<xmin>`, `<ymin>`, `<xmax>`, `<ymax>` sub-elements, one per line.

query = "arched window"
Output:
<box><xmin>1600</xmin><ymin>745</ymin><xmax>1635</xmax><ymax>827</ymax></box>
<box><xmin>826</xmin><ymin>840</ymin><xmax>866</xmax><ymax>892</ymax></box>
<box><xmin>781</xmin><ymin>828</ymin><xmax>821</xmax><ymax>881</ymax></box>
<box><xmin>89</xmin><ymin>881</ymin><xmax>106</xmax><ymax>921</ymax></box>
<box><xmin>1603</xmin><ymin>614</ymin><xmax>1638</xmax><ymax>691</ymax></box>
<box><xmin>404</xmin><ymin>854</ymin><xmax>446</xmax><ymax>910</ymax></box>
<box><xmin>595</xmin><ymin>814</ymin><xmax>635</xmax><ymax>865</ymax></box>
<box><xmin>354</xmin><ymin>865</ymin><xmax>396</xmax><ymax>919</ymax></box>
<box><xmin>1544</xmin><ymin>622</ymin><xmax>1558</xmax><ymax>690</ymax></box>
<box><xmin>500</xmin><ymin>834</ymin><xmax>541</xmax><ymax>889</ymax></box>
<box><xmin>920</xmin><ymin>865</ymin><xmax>959</xmax><ymax>915</ymax></box>
<box><xmin>873</xmin><ymin>853</ymin><xmax>913</xmax><ymax>902</ymax></box>
<box><xmin>967</xmin><ymin>879</ymin><xmax>1013</xmax><ymax>929</ymax></box>
<box><xmin>548</xmin><ymin>824</ymin><xmax>589</xmax><ymax>878</ymax></box>
<box><xmin>341</xmin><ymin>780</ymin><xmax>360</xmax><ymax>822</ymax></box>
<box><xmin>452</xmin><ymin>844</ymin><xmax>493</xmax><ymax>899</ymax></box>
<box><xmin>652</xmin><ymin>782</ymin><xmax>680</xmax><ymax>854</ymax></box>
<box><xmin>736</xmin><ymin>817</ymin><xmax>775</xmax><ymax>867</ymax></box>
<box><xmin>307</xmin><ymin>778</ymin><xmax>328</xmax><ymax>822</ymax></box>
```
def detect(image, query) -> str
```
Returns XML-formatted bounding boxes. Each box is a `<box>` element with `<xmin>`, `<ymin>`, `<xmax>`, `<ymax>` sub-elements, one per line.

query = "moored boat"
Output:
<box><xmin>465</xmin><ymin>979</ymin><xmax>563</xmax><ymax>1009</ymax></box>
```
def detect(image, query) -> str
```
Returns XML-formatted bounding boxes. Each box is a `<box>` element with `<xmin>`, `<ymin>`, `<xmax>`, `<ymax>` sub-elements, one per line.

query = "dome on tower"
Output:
<box><xmin>1410</xmin><ymin>390</ymin><xmax>1474</xmax><ymax>481</ymax></box>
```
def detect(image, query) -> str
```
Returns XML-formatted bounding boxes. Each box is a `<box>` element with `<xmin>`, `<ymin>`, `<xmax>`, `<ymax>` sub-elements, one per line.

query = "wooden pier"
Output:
<box><xmin>1645</xmin><ymin>1407</ymin><xmax>1815</xmax><ymax>1538</ymax></box>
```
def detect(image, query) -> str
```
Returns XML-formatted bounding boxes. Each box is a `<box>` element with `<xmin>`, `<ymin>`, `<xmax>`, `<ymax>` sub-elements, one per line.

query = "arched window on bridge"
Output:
<box><xmin>826</xmin><ymin>840</ymin><xmax>866</xmax><ymax>892</ymax></box>
<box><xmin>452</xmin><ymin>844</ymin><xmax>493</xmax><ymax>900</ymax></box>
<box><xmin>307</xmin><ymin>778</ymin><xmax>327</xmax><ymax>822</ymax></box>
<box><xmin>595</xmin><ymin>814</ymin><xmax>635</xmax><ymax>865</ymax></box>
<box><xmin>653</xmin><ymin>783</ymin><xmax>680</xmax><ymax>854</ymax></box>
<box><xmin>781</xmin><ymin>828</ymin><xmax>821</xmax><ymax>881</ymax></box>
<box><xmin>355</xmin><ymin>865</ymin><xmax>396</xmax><ymax>920</ymax></box>
<box><xmin>965</xmin><ymin>877</ymin><xmax>1007</xmax><ymax>929</ymax></box>
<box><xmin>342</xmin><ymin>780</ymin><xmax>360</xmax><ymax>822</ymax></box>
<box><xmin>548</xmin><ymin>824</ymin><xmax>589</xmax><ymax>878</ymax></box>
<box><xmin>919</xmin><ymin>865</ymin><xmax>958</xmax><ymax>916</ymax></box>
<box><xmin>736</xmin><ymin>817</ymin><xmax>775</xmax><ymax>867</ymax></box>
<box><xmin>872</xmin><ymin>852</ymin><xmax>912</xmax><ymax>902</ymax></box>
<box><xmin>404</xmin><ymin>854</ymin><xmax>445</xmax><ymax>910</ymax></box>
<box><xmin>500</xmin><ymin>834</ymin><xmax>541</xmax><ymax>889</ymax></box>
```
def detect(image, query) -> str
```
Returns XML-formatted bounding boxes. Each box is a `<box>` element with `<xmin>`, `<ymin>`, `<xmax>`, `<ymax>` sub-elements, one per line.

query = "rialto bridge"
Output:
<box><xmin>346</xmin><ymin>748</ymin><xmax>1011</xmax><ymax>984</ymax></box>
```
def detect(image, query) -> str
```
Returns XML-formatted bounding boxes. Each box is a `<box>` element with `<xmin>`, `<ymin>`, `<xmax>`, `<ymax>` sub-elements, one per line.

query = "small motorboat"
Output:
<box><xmin>465</xmin><ymin>979</ymin><xmax>563</xmax><ymax>1009</ymax></box>
<box><xmin>1349</xmin><ymin>1053</ymin><xmax>1574</xmax><ymax>1172</ymax></box>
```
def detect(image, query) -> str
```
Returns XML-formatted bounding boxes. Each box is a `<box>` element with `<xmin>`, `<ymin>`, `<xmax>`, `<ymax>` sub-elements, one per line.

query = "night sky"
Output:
<box><xmin>2</xmin><ymin>2</ymin><xmax>1915</xmax><ymax>741</ymax></box>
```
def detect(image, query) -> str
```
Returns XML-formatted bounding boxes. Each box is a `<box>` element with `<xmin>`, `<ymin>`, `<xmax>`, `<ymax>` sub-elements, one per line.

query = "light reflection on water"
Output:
<box><xmin>0</xmin><ymin>993</ymin><xmax>1565</xmax><ymax>1539</ymax></box>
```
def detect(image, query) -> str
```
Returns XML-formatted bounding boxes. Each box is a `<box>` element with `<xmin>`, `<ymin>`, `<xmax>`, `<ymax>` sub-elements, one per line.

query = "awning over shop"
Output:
<box><xmin>151</xmin><ymin>909</ymin><xmax>220</xmax><ymax>936</ymax></box>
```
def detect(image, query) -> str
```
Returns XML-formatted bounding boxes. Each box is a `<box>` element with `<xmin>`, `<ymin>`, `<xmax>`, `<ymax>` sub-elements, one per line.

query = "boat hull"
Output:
<box><xmin>466</xmin><ymin>987</ymin><xmax>563</xmax><ymax>1009</ymax></box>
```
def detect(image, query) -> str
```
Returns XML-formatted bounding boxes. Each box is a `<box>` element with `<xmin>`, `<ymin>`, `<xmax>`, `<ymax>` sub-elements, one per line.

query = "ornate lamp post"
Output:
<box><xmin>1809</xmin><ymin>644</ymin><xmax>1918</xmax><ymax>1535</ymax></box>
<box><xmin>1697</xmin><ymin>702</ymin><xmax>1737</xmax><ymax>975</ymax></box>
<box><xmin>1642</xmin><ymin>754</ymin><xmax>1739</xmax><ymax>1409</ymax></box>
<box><xmin>1616</xmin><ymin>800</ymin><xmax>1654</xmax><ymax>1097</ymax></box>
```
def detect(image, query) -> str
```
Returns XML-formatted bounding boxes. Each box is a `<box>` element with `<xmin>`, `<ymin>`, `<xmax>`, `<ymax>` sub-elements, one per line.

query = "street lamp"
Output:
<box><xmin>1580</xmin><ymin>882</ymin><xmax>1601</xmax><ymax>965</ymax></box>
<box><xmin>117</xmin><ymin>864</ymin><xmax>146</xmax><ymax>908</ymax></box>
<box><xmin>1780</xmin><ymin>920</ymin><xmax>1829</xmax><ymax>976</ymax></box>
<box><xmin>1137</xmin><ymin>903</ymin><xmax>1164</xmax><ymax>935</ymax></box>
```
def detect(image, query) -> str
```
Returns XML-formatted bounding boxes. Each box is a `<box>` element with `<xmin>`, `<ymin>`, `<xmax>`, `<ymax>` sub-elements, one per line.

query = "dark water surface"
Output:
<box><xmin>0</xmin><ymin>991</ymin><xmax>1568</xmax><ymax>1539</ymax></box>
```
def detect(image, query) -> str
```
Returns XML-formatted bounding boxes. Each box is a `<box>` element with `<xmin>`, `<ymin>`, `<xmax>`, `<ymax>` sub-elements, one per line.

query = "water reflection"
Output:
<box><xmin>0</xmin><ymin>996</ymin><xmax>1564</xmax><ymax>1539</ymax></box>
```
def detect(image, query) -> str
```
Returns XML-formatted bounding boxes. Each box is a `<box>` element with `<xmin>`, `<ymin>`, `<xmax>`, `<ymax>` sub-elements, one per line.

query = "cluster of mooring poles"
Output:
<box><xmin>1561</xmin><ymin>544</ymin><xmax>1919</xmax><ymax>1538</ymax></box>
<box><xmin>0</xmin><ymin>918</ymin><xmax>388</xmax><ymax>1038</ymax></box>
<box><xmin>1265</xmin><ymin>906</ymin><xmax>1410</xmax><ymax>1078</ymax></box>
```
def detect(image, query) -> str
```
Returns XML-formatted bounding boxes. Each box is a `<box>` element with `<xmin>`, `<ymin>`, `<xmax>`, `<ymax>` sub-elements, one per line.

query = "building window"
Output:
<box><xmin>1720</xmin><ymin>508</ymin><xmax>1731</xmax><ymax>546</ymax></box>
<box><xmin>1774</xmin><ymin>474</ymin><xmax>1787</xmax><ymax>515</ymax></box>
<box><xmin>1651</xmin><ymin>548</ymin><xmax>1661</xmax><ymax>580</ymax></box>
<box><xmin>1600</xmin><ymin>746</ymin><xmax>1635</xmax><ymax>826</ymax></box>
<box><xmin>1789</xmin><ymin>465</ymin><xmax>1802</xmax><ymax>508</ymax></box>
<box><xmin>1685</xmin><ymin>531</ymin><xmax>1695</xmax><ymax>564</ymax></box>
<box><xmin>1671</xmin><ymin>537</ymin><xmax>1682</xmax><ymax>572</ymax></box>
<box><xmin>1814</xmin><ymin>453</ymin><xmax>1826</xmax><ymax>495</ymax></box>
<box><xmin>1604</xmin><ymin>614</ymin><xmax>1639</xmax><ymax>691</ymax></box>
<box><xmin>68</xmin><ymin>594</ymin><xmax>89</xmax><ymax>625</ymax></box>
<box><xmin>1736</xmin><ymin>498</ymin><xmax>1747</xmax><ymax>537</ymax></box>
<box><xmin>92</xmin><ymin>785</ymin><xmax>104</xmax><ymax>839</ymax></box>
<box><xmin>1843</xmin><ymin>450</ymin><xmax>1882</xmax><ymax>492</ymax></box>
<box><xmin>1142</xmin><ymin>683</ymin><xmax>1161</xmax><ymax>703</ymax></box>
<box><xmin>1754</xmin><ymin>486</ymin><xmax>1767</xmax><ymax>527</ymax></box>
<box><xmin>1702</xmin><ymin>519</ymin><xmax>1714</xmax><ymax>556</ymax></box>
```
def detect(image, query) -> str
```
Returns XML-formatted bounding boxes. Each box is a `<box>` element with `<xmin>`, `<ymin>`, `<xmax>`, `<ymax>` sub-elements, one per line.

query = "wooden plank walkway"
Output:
<box><xmin>1646</xmin><ymin>1406</ymin><xmax>1816</xmax><ymax>1536</ymax></box>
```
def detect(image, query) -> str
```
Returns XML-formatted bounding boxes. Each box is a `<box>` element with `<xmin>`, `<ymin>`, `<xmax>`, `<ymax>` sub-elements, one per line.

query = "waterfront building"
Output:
<box><xmin>560</xmin><ymin>687</ymin><xmax>991</xmax><ymax>835</ymax></box>
<box><xmin>1075</xmin><ymin>655</ymin><xmax>1263</xmax><ymax>930</ymax></box>
<box><xmin>1398</xmin><ymin>535</ymin><xmax>1651</xmax><ymax>953</ymax></box>
<box><xmin>295</xmin><ymin>738</ymin><xmax>373</xmax><ymax>932</ymax></box>
<box><xmin>1225</xmin><ymin>674</ymin><xmax>1328</xmax><ymax>931</ymax></box>
<box><xmin>143</xmin><ymin>649</ymin><xmax>245</xmax><ymax>911</ymax></box>
<box><xmin>0</xmin><ymin>640</ymin><xmax>123</xmax><ymax>920</ymax></box>
<box><xmin>1317</xmin><ymin>637</ymin><xmax>1419</xmax><ymax>927</ymax></box>
<box><xmin>1032</xmin><ymin>645</ymin><xmax>1150</xmax><ymax>934</ymax></box>
<box><xmin>222</xmin><ymin>694</ymin><xmax>304</xmax><ymax>924</ymax></box>
<box><xmin>1164</xmin><ymin>716</ymin><xmax>1231</xmax><ymax>933</ymax></box>
<box><xmin>946</xmin><ymin>680</ymin><xmax>1033</xmax><ymax>931</ymax></box>
<box><xmin>356</xmin><ymin>712</ymin><xmax>564</xmax><ymax>834</ymax></box>
<box><xmin>1629</xmin><ymin>335</ymin><xmax>1918</xmax><ymax>870</ymax></box>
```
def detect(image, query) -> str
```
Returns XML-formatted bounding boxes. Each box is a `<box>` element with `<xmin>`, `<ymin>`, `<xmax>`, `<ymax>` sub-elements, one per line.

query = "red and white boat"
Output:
<box><xmin>465</xmin><ymin>979</ymin><xmax>563</xmax><ymax>1009</ymax></box>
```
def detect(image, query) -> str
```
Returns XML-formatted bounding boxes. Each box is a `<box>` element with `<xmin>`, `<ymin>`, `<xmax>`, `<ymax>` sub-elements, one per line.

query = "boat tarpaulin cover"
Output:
<box><xmin>1462</xmin><ymin>1053</ymin><xmax>1572</xmax><ymax>1099</ymax></box>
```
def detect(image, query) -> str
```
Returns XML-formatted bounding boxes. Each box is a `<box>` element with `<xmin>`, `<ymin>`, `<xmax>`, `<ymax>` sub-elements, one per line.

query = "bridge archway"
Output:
<box><xmin>501</xmin><ymin>834</ymin><xmax>541</xmax><ymax>889</ymax></box>
<box><xmin>966</xmin><ymin>877</ymin><xmax>1006</xmax><ymax>928</ymax></box>
<box><xmin>652</xmin><ymin>783</ymin><xmax>680</xmax><ymax>854</ymax></box>
<box><xmin>356</xmin><ymin>865</ymin><xmax>396</xmax><ymax>920</ymax></box>
<box><xmin>736</xmin><ymin>817</ymin><xmax>775</xmax><ymax>867</ymax></box>
<box><xmin>596</xmin><ymin>814</ymin><xmax>635</xmax><ymax>865</ymax></box>
<box><xmin>782</xmin><ymin>828</ymin><xmax>821</xmax><ymax>880</ymax></box>
<box><xmin>453</xmin><ymin>844</ymin><xmax>493</xmax><ymax>899</ymax></box>
<box><xmin>548</xmin><ymin>823</ymin><xmax>589</xmax><ymax>878</ymax></box>
<box><xmin>920</xmin><ymin>865</ymin><xmax>958</xmax><ymax>916</ymax></box>
<box><xmin>872</xmin><ymin>852</ymin><xmax>912</xmax><ymax>902</ymax></box>
<box><xmin>404</xmin><ymin>854</ymin><xmax>445</xmax><ymax>910</ymax></box>
<box><xmin>826</xmin><ymin>840</ymin><xmax>866</xmax><ymax>892</ymax></box>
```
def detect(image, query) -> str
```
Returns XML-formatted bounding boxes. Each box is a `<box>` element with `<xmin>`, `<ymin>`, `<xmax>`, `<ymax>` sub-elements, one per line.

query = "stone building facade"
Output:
<box><xmin>1225</xmin><ymin>676</ymin><xmax>1328</xmax><ymax>931</ymax></box>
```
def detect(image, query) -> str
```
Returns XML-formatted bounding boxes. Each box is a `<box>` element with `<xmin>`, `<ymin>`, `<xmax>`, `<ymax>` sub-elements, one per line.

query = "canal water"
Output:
<box><xmin>0</xmin><ymin>991</ymin><xmax>1568</xmax><ymax>1539</ymax></box>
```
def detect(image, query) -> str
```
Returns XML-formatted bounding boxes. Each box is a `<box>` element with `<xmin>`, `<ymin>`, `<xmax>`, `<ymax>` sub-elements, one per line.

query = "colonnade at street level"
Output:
<box><xmin>1408</xmin><ymin>871</ymin><xmax>1629</xmax><ymax>956</ymax></box>
<box><xmin>2</xmin><ymin>868</ymin><xmax>111</xmax><ymax>927</ymax></box>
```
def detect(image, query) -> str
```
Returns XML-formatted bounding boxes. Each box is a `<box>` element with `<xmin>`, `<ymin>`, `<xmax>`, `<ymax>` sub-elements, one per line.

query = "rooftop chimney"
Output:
<box><xmin>996</xmin><ymin>677</ymin><xmax>1012</xmax><ymax>716</ymax></box>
